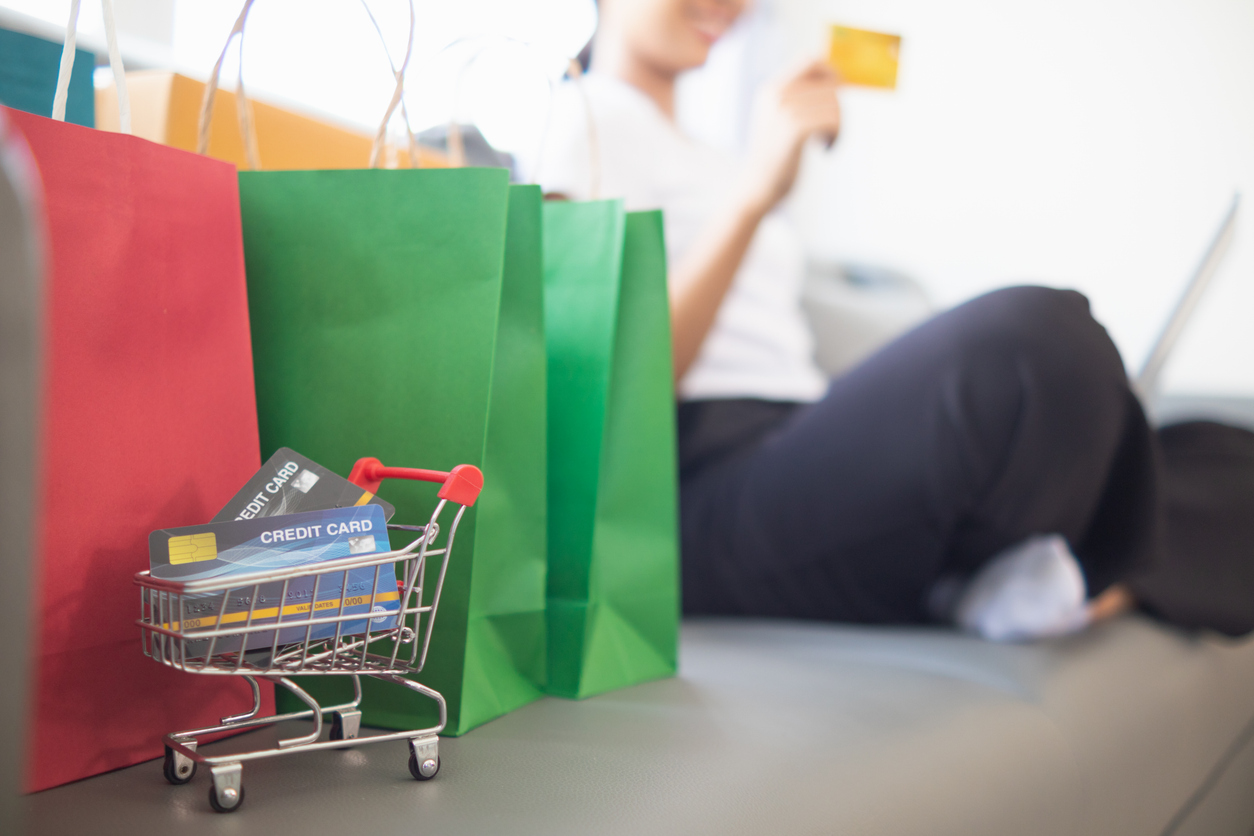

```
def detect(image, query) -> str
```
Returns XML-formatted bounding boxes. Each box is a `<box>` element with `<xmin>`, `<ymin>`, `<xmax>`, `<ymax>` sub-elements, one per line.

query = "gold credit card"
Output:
<box><xmin>828</xmin><ymin>25</ymin><xmax>901</xmax><ymax>89</ymax></box>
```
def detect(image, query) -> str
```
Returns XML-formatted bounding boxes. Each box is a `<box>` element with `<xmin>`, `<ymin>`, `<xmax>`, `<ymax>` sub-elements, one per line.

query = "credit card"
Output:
<box><xmin>212</xmin><ymin>447</ymin><xmax>395</xmax><ymax>523</ymax></box>
<box><xmin>150</xmin><ymin>505</ymin><xmax>399</xmax><ymax>657</ymax></box>
<box><xmin>828</xmin><ymin>24</ymin><xmax>901</xmax><ymax>89</ymax></box>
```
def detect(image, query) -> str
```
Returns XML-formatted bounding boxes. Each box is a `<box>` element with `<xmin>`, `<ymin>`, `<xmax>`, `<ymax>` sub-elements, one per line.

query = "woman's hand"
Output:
<box><xmin>739</xmin><ymin>60</ymin><xmax>842</xmax><ymax>218</ymax></box>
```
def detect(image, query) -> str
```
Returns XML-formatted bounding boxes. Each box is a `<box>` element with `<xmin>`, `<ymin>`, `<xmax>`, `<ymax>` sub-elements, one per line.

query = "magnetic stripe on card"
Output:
<box><xmin>164</xmin><ymin>590</ymin><xmax>401</xmax><ymax>631</ymax></box>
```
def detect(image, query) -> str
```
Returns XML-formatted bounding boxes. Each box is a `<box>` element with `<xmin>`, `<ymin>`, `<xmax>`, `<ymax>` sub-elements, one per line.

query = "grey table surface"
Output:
<box><xmin>23</xmin><ymin>616</ymin><xmax>1254</xmax><ymax>836</ymax></box>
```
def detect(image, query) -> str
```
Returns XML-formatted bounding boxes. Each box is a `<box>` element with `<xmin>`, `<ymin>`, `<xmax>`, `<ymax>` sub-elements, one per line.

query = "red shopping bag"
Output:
<box><xmin>10</xmin><ymin>104</ymin><xmax>271</xmax><ymax>791</ymax></box>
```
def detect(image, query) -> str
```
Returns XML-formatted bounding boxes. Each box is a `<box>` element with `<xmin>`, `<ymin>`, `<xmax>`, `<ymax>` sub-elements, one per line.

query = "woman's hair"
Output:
<box><xmin>575</xmin><ymin>0</ymin><xmax>598</xmax><ymax>73</ymax></box>
<box><xmin>576</xmin><ymin>39</ymin><xmax>594</xmax><ymax>73</ymax></box>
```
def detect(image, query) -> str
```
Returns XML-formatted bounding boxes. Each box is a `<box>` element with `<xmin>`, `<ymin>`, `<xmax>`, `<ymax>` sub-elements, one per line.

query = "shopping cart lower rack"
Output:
<box><xmin>134</xmin><ymin>458</ymin><xmax>483</xmax><ymax>813</ymax></box>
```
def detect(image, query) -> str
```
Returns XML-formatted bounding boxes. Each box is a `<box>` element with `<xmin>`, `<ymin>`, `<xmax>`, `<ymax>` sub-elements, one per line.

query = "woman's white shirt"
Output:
<box><xmin>532</xmin><ymin>73</ymin><xmax>827</xmax><ymax>404</ymax></box>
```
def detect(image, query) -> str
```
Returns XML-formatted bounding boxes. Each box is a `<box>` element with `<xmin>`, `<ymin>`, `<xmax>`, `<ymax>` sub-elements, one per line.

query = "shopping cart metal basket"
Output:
<box><xmin>134</xmin><ymin>457</ymin><xmax>483</xmax><ymax>813</ymax></box>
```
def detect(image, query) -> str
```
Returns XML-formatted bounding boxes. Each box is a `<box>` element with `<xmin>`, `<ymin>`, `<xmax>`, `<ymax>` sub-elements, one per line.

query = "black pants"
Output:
<box><xmin>679</xmin><ymin>286</ymin><xmax>1160</xmax><ymax>624</ymax></box>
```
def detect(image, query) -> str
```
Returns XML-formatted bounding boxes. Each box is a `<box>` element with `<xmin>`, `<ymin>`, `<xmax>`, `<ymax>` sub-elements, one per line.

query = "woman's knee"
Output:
<box><xmin>952</xmin><ymin>285</ymin><xmax>1124</xmax><ymax>384</ymax></box>
<box><xmin>928</xmin><ymin>284</ymin><xmax>1132</xmax><ymax>471</ymax></box>
<box><xmin>962</xmin><ymin>285</ymin><xmax>1092</xmax><ymax>339</ymax></box>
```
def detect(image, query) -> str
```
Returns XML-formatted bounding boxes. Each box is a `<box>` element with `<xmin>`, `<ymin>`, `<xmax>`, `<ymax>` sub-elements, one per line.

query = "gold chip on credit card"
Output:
<box><xmin>168</xmin><ymin>532</ymin><xmax>218</xmax><ymax>565</ymax></box>
<box><xmin>828</xmin><ymin>25</ymin><xmax>901</xmax><ymax>90</ymax></box>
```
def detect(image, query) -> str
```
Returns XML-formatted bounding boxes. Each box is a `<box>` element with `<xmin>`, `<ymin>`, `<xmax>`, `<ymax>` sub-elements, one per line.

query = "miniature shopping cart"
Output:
<box><xmin>134</xmin><ymin>457</ymin><xmax>482</xmax><ymax>813</ymax></box>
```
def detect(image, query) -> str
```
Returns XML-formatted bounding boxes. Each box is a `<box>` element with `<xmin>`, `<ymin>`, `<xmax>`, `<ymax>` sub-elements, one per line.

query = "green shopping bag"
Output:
<box><xmin>245</xmin><ymin>173</ymin><xmax>548</xmax><ymax>735</ymax></box>
<box><xmin>544</xmin><ymin>199</ymin><xmax>680</xmax><ymax>699</ymax></box>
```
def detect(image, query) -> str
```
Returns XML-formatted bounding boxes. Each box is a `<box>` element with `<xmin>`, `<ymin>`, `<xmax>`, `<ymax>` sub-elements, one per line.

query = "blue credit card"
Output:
<box><xmin>149</xmin><ymin>505</ymin><xmax>399</xmax><ymax>656</ymax></box>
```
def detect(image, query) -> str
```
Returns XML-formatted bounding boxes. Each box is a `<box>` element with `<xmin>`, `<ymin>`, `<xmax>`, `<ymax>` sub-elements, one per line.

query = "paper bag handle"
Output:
<box><xmin>437</xmin><ymin>35</ymin><xmax>531</xmax><ymax>168</ymax></box>
<box><xmin>198</xmin><ymin>0</ymin><xmax>418</xmax><ymax>170</ymax></box>
<box><xmin>360</xmin><ymin>0</ymin><xmax>420</xmax><ymax>168</ymax></box>
<box><xmin>53</xmin><ymin>0</ymin><xmax>130</xmax><ymax>133</ymax></box>
<box><xmin>433</xmin><ymin>35</ymin><xmax>595</xmax><ymax>193</ymax></box>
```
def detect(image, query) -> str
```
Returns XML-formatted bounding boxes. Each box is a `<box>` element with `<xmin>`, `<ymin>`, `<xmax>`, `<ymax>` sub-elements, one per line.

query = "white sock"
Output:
<box><xmin>953</xmin><ymin>534</ymin><xmax>1091</xmax><ymax>642</ymax></box>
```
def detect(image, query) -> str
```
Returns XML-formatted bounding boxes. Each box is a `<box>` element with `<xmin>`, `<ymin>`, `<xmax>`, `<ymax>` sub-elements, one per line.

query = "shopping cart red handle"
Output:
<box><xmin>347</xmin><ymin>458</ymin><xmax>483</xmax><ymax>508</ymax></box>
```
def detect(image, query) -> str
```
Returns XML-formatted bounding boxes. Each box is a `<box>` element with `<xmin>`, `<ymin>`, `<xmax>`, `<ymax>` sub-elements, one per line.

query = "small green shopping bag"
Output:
<box><xmin>544</xmin><ymin>199</ymin><xmax>680</xmax><ymax>699</ymax></box>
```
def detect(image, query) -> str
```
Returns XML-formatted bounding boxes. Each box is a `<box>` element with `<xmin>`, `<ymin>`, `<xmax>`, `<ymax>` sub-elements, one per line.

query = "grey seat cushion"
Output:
<box><xmin>26</xmin><ymin>616</ymin><xmax>1254</xmax><ymax>835</ymax></box>
<box><xmin>673</xmin><ymin>617</ymin><xmax>1254</xmax><ymax>836</ymax></box>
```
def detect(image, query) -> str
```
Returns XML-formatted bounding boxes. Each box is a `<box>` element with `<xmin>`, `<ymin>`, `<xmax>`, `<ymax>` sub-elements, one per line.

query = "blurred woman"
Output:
<box><xmin>534</xmin><ymin>0</ymin><xmax>1151</xmax><ymax>639</ymax></box>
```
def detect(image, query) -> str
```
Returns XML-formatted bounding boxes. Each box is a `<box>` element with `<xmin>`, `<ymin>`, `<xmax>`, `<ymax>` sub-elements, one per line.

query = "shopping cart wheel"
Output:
<box><xmin>329</xmin><ymin>709</ymin><xmax>362</xmax><ymax>743</ymax></box>
<box><xmin>208</xmin><ymin>763</ymin><xmax>244</xmax><ymax>813</ymax></box>
<box><xmin>408</xmin><ymin>752</ymin><xmax>440</xmax><ymax>781</ymax></box>
<box><xmin>408</xmin><ymin>736</ymin><xmax>440</xmax><ymax>780</ymax></box>
<box><xmin>208</xmin><ymin>783</ymin><xmax>245</xmax><ymax>813</ymax></box>
<box><xmin>163</xmin><ymin>745</ymin><xmax>196</xmax><ymax>785</ymax></box>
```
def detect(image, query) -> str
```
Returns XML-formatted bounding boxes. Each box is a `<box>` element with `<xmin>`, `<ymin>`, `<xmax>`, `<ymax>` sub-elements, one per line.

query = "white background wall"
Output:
<box><xmin>682</xmin><ymin>0</ymin><xmax>1254</xmax><ymax>396</ymax></box>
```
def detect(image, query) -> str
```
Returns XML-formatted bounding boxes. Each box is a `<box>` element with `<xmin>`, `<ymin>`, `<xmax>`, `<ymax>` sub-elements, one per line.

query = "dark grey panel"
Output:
<box><xmin>0</xmin><ymin>106</ymin><xmax>42</xmax><ymax>836</ymax></box>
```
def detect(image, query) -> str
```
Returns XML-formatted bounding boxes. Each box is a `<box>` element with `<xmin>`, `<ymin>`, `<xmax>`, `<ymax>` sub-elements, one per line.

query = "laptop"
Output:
<box><xmin>1135</xmin><ymin>193</ymin><xmax>1241</xmax><ymax>401</ymax></box>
